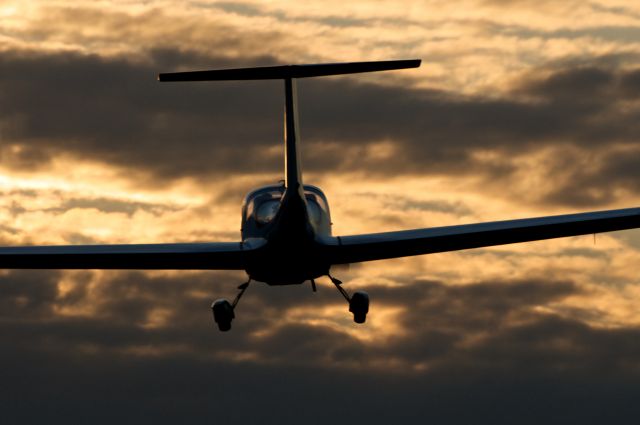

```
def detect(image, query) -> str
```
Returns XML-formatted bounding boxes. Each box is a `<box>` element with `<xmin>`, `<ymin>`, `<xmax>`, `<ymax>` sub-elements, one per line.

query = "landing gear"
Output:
<box><xmin>211</xmin><ymin>279</ymin><xmax>250</xmax><ymax>332</ymax></box>
<box><xmin>212</xmin><ymin>299</ymin><xmax>234</xmax><ymax>331</ymax></box>
<box><xmin>329</xmin><ymin>274</ymin><xmax>369</xmax><ymax>324</ymax></box>
<box><xmin>349</xmin><ymin>291</ymin><xmax>369</xmax><ymax>324</ymax></box>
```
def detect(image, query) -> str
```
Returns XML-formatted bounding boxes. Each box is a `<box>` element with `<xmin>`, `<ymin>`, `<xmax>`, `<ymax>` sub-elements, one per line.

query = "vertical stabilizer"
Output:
<box><xmin>284</xmin><ymin>78</ymin><xmax>302</xmax><ymax>191</ymax></box>
<box><xmin>275</xmin><ymin>77</ymin><xmax>310</xmax><ymax>243</ymax></box>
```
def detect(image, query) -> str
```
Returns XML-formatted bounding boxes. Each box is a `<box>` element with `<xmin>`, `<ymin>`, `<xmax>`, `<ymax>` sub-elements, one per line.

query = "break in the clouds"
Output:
<box><xmin>2</xmin><ymin>1</ymin><xmax>640</xmax><ymax>424</ymax></box>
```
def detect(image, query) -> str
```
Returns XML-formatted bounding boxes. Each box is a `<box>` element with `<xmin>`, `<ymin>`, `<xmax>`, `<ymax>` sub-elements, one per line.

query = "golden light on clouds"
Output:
<box><xmin>1</xmin><ymin>0</ymin><xmax>640</xmax><ymax>408</ymax></box>
<box><xmin>3</xmin><ymin>1</ymin><xmax>640</xmax><ymax>421</ymax></box>
<box><xmin>0</xmin><ymin>1</ymin><xmax>636</xmax><ymax>92</ymax></box>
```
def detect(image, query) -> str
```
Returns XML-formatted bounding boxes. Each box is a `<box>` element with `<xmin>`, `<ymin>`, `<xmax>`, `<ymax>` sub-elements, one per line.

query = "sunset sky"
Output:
<box><xmin>2</xmin><ymin>1</ymin><xmax>640</xmax><ymax>423</ymax></box>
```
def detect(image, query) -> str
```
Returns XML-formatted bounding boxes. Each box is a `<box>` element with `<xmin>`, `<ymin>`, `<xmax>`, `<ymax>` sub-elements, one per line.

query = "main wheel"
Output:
<box><xmin>212</xmin><ymin>299</ymin><xmax>235</xmax><ymax>332</ymax></box>
<box><xmin>349</xmin><ymin>291</ymin><xmax>369</xmax><ymax>324</ymax></box>
<box><xmin>353</xmin><ymin>312</ymin><xmax>367</xmax><ymax>324</ymax></box>
<box><xmin>217</xmin><ymin>319</ymin><xmax>232</xmax><ymax>332</ymax></box>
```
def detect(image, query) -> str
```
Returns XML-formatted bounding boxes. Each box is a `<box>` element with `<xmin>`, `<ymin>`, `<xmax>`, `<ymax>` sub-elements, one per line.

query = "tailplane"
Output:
<box><xmin>157</xmin><ymin>59</ymin><xmax>421</xmax><ymax>82</ymax></box>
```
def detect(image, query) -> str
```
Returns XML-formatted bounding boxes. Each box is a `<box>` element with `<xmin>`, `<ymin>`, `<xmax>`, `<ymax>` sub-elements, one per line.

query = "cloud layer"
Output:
<box><xmin>1</xmin><ymin>1</ymin><xmax>640</xmax><ymax>423</ymax></box>
<box><xmin>2</xmin><ymin>43</ymin><xmax>640</xmax><ymax>207</ymax></box>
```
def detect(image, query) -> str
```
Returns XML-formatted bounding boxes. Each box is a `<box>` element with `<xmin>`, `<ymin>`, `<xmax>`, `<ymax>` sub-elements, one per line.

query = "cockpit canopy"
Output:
<box><xmin>241</xmin><ymin>184</ymin><xmax>332</xmax><ymax>238</ymax></box>
<box><xmin>305</xmin><ymin>192</ymin><xmax>327</xmax><ymax>227</ymax></box>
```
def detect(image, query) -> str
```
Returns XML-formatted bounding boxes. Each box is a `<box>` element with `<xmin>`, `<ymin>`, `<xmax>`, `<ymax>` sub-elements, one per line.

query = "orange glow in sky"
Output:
<box><xmin>1</xmin><ymin>2</ymin><xmax>640</xmax><ymax>422</ymax></box>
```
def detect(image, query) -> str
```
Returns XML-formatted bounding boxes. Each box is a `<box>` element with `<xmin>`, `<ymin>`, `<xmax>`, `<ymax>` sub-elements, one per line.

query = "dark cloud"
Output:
<box><xmin>0</xmin><ymin>44</ymin><xmax>640</xmax><ymax>220</ymax></box>
<box><xmin>3</xmin><ymin>269</ymin><xmax>640</xmax><ymax>423</ymax></box>
<box><xmin>0</xmin><ymin>271</ymin><xmax>585</xmax><ymax>361</ymax></box>
<box><xmin>3</xmin><ymin>47</ymin><xmax>640</xmax><ymax>209</ymax></box>
<box><xmin>300</xmin><ymin>64</ymin><xmax>640</xmax><ymax>208</ymax></box>
<box><xmin>483</xmin><ymin>21</ymin><xmax>640</xmax><ymax>44</ymax></box>
<box><xmin>3</xmin><ymin>6</ymin><xmax>640</xmax><ymax>424</ymax></box>
<box><xmin>299</xmin><ymin>64</ymin><xmax>640</xmax><ymax>155</ymax></box>
<box><xmin>538</xmin><ymin>146</ymin><xmax>640</xmax><ymax>206</ymax></box>
<box><xmin>0</xmin><ymin>270</ymin><xmax>61</xmax><ymax>317</ymax></box>
<box><xmin>620</xmin><ymin>69</ymin><xmax>640</xmax><ymax>96</ymax></box>
<box><xmin>0</xmin><ymin>49</ymin><xmax>284</xmax><ymax>180</ymax></box>
<box><xmin>518</xmin><ymin>66</ymin><xmax>615</xmax><ymax>100</ymax></box>
<box><xmin>2</xmin><ymin>47</ymin><xmax>640</xmax><ymax>206</ymax></box>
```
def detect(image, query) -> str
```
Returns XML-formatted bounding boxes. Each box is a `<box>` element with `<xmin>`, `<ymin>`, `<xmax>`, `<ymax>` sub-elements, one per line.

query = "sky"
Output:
<box><xmin>1</xmin><ymin>0</ymin><xmax>640</xmax><ymax>423</ymax></box>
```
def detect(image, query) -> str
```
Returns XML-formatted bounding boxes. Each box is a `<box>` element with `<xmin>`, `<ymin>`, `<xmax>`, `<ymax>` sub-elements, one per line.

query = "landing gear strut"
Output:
<box><xmin>211</xmin><ymin>279</ymin><xmax>250</xmax><ymax>332</ymax></box>
<box><xmin>328</xmin><ymin>274</ymin><xmax>369</xmax><ymax>324</ymax></box>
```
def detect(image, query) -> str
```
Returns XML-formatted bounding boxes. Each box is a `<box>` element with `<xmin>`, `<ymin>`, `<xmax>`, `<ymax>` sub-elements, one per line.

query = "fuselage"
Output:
<box><xmin>240</xmin><ymin>183</ymin><xmax>333</xmax><ymax>285</ymax></box>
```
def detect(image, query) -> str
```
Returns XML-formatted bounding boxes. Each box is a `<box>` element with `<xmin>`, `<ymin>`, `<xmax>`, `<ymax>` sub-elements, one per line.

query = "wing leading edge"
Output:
<box><xmin>322</xmin><ymin>207</ymin><xmax>640</xmax><ymax>265</ymax></box>
<box><xmin>0</xmin><ymin>240</ymin><xmax>264</xmax><ymax>270</ymax></box>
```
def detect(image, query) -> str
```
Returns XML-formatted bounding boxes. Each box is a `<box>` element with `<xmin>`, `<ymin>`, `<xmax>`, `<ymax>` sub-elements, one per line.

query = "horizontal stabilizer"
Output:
<box><xmin>158</xmin><ymin>59</ymin><xmax>421</xmax><ymax>82</ymax></box>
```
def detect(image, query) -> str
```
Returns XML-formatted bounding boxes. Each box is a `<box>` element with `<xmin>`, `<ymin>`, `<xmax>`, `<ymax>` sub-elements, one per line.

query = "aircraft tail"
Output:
<box><xmin>159</xmin><ymin>59</ymin><xmax>421</xmax><ymax>191</ymax></box>
<box><xmin>159</xmin><ymin>59</ymin><xmax>422</xmax><ymax>237</ymax></box>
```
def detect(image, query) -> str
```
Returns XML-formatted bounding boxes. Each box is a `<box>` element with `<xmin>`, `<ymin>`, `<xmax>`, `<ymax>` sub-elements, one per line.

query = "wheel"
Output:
<box><xmin>349</xmin><ymin>291</ymin><xmax>369</xmax><ymax>324</ymax></box>
<box><xmin>212</xmin><ymin>299</ymin><xmax>235</xmax><ymax>332</ymax></box>
<box><xmin>353</xmin><ymin>312</ymin><xmax>367</xmax><ymax>324</ymax></box>
<box><xmin>217</xmin><ymin>319</ymin><xmax>232</xmax><ymax>332</ymax></box>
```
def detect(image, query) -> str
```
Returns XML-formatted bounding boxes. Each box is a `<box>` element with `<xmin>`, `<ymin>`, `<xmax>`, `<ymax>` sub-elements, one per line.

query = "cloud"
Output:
<box><xmin>2</xmin><ymin>46</ymin><xmax>640</xmax><ymax>208</ymax></box>
<box><xmin>3</xmin><ymin>191</ymin><xmax>180</xmax><ymax>218</ymax></box>
<box><xmin>0</xmin><ymin>270</ymin><xmax>591</xmax><ymax>368</ymax></box>
<box><xmin>2</xmin><ymin>3</ymin><xmax>640</xmax><ymax>423</ymax></box>
<box><xmin>3</xmin><ymin>270</ymin><xmax>640</xmax><ymax>423</ymax></box>
<box><xmin>0</xmin><ymin>49</ymin><xmax>284</xmax><ymax>180</ymax></box>
<box><xmin>0</xmin><ymin>269</ymin><xmax>61</xmax><ymax>317</ymax></box>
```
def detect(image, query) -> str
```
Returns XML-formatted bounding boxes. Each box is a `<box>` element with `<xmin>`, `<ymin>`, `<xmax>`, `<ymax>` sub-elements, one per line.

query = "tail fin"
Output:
<box><xmin>284</xmin><ymin>78</ymin><xmax>301</xmax><ymax>191</ymax></box>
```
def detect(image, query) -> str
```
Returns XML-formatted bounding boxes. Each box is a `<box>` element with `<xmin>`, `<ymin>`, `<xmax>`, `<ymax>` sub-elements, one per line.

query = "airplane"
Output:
<box><xmin>1</xmin><ymin>59</ymin><xmax>639</xmax><ymax>331</ymax></box>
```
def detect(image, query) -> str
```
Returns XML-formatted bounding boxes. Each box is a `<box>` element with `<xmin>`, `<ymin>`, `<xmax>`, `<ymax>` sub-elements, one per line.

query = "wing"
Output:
<box><xmin>0</xmin><ymin>240</ymin><xmax>265</xmax><ymax>270</ymax></box>
<box><xmin>321</xmin><ymin>207</ymin><xmax>640</xmax><ymax>265</ymax></box>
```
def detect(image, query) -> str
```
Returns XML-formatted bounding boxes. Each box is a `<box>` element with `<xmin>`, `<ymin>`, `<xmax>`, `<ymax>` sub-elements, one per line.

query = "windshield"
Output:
<box><xmin>255</xmin><ymin>200</ymin><xmax>280</xmax><ymax>225</ymax></box>
<box><xmin>306</xmin><ymin>199</ymin><xmax>321</xmax><ymax>226</ymax></box>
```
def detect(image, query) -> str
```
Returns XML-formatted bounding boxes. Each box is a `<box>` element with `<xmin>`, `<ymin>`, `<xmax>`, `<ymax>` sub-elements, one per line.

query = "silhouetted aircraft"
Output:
<box><xmin>1</xmin><ymin>59</ymin><xmax>639</xmax><ymax>331</ymax></box>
